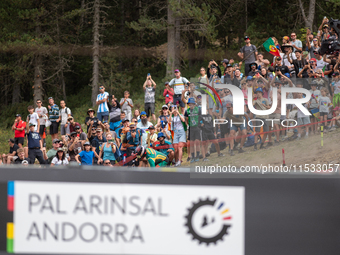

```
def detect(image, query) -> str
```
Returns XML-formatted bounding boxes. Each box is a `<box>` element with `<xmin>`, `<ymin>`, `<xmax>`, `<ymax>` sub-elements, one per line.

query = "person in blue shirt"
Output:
<box><xmin>155</xmin><ymin>132</ymin><xmax>174</xmax><ymax>165</ymax></box>
<box><xmin>26</xmin><ymin>123</ymin><xmax>46</xmax><ymax>165</ymax></box>
<box><xmin>96</xmin><ymin>85</ymin><xmax>109</xmax><ymax>123</ymax></box>
<box><xmin>75</xmin><ymin>142</ymin><xmax>99</xmax><ymax>165</ymax></box>
<box><xmin>126</xmin><ymin>122</ymin><xmax>142</xmax><ymax>149</ymax></box>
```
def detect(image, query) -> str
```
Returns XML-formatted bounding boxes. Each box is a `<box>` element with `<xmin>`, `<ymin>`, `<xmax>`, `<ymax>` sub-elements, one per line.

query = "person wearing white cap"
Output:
<box><xmin>157</xmin><ymin>105</ymin><xmax>170</xmax><ymax>130</ymax></box>
<box><xmin>169</xmin><ymin>69</ymin><xmax>189</xmax><ymax>115</ymax></box>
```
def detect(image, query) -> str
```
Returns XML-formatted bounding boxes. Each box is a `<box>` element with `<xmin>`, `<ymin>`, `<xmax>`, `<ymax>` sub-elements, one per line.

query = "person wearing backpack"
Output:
<box><xmin>58</xmin><ymin>100</ymin><xmax>72</xmax><ymax>138</ymax></box>
<box><xmin>238</xmin><ymin>36</ymin><xmax>258</xmax><ymax>76</ymax></box>
<box><xmin>169</xmin><ymin>69</ymin><xmax>190</xmax><ymax>115</ymax></box>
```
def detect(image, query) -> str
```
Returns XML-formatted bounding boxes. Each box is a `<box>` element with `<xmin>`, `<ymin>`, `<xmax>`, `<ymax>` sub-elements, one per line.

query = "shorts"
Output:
<box><xmin>268</xmin><ymin>113</ymin><xmax>281</xmax><ymax>125</ymax></box>
<box><xmin>50</xmin><ymin>121</ymin><xmax>59</xmax><ymax>135</ymax></box>
<box><xmin>252</xmin><ymin>118</ymin><xmax>269</xmax><ymax>133</ymax></box>
<box><xmin>188</xmin><ymin>127</ymin><xmax>201</xmax><ymax>141</ymax></box>
<box><xmin>320</xmin><ymin>112</ymin><xmax>328</xmax><ymax>117</ymax></box>
<box><xmin>202</xmin><ymin>131</ymin><xmax>216</xmax><ymax>141</ymax></box>
<box><xmin>173</xmin><ymin>95</ymin><xmax>185</xmax><ymax>108</ymax></box>
<box><xmin>173</xmin><ymin>128</ymin><xmax>186</xmax><ymax>144</ymax></box>
<box><xmin>60</xmin><ymin>124</ymin><xmax>70</xmax><ymax>136</ymax></box>
<box><xmin>39</xmin><ymin>125</ymin><xmax>45</xmax><ymax>135</ymax></box>
<box><xmin>97</xmin><ymin>112</ymin><xmax>109</xmax><ymax>122</ymax></box>
<box><xmin>220</xmin><ymin>120</ymin><xmax>230</xmax><ymax>137</ymax></box>
<box><xmin>14</xmin><ymin>137</ymin><xmax>24</xmax><ymax>146</ymax></box>
<box><xmin>230</xmin><ymin>117</ymin><xmax>247</xmax><ymax>132</ymax></box>
<box><xmin>297</xmin><ymin>117</ymin><xmax>311</xmax><ymax>126</ymax></box>
<box><xmin>145</xmin><ymin>103</ymin><xmax>155</xmax><ymax>116</ymax></box>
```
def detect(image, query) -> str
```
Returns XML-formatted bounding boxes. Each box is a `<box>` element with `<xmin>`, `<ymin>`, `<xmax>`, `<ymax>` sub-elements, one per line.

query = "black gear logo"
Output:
<box><xmin>184</xmin><ymin>198</ymin><xmax>232</xmax><ymax>245</ymax></box>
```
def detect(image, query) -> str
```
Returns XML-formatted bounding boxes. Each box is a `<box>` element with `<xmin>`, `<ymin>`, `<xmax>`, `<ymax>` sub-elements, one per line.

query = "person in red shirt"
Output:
<box><xmin>12</xmin><ymin>114</ymin><xmax>26</xmax><ymax>148</ymax></box>
<box><xmin>68</xmin><ymin>116</ymin><xmax>82</xmax><ymax>133</ymax></box>
<box><xmin>163</xmin><ymin>81</ymin><xmax>174</xmax><ymax>105</ymax></box>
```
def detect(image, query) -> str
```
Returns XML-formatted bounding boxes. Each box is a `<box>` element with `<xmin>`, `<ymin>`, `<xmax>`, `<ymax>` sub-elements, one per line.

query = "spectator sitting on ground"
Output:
<box><xmin>154</xmin><ymin>132</ymin><xmax>174</xmax><ymax>165</ymax></box>
<box><xmin>2</xmin><ymin>139</ymin><xmax>19</xmax><ymax>164</ymax></box>
<box><xmin>98</xmin><ymin>133</ymin><xmax>117</xmax><ymax>165</ymax></box>
<box><xmin>51</xmin><ymin>148</ymin><xmax>69</xmax><ymax>167</ymax></box>
<box><xmin>14</xmin><ymin>148</ymin><xmax>31</xmax><ymax>164</ymax></box>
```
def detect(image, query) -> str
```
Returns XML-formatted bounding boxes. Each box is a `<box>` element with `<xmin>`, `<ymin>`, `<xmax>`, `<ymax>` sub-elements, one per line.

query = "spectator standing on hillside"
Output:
<box><xmin>26</xmin><ymin>123</ymin><xmax>46</xmax><ymax>165</ymax></box>
<box><xmin>58</xmin><ymin>100</ymin><xmax>71</xmax><ymax>138</ymax></box>
<box><xmin>12</xmin><ymin>114</ymin><xmax>26</xmax><ymax>148</ymax></box>
<box><xmin>68</xmin><ymin>116</ymin><xmax>82</xmax><ymax>133</ymax></box>
<box><xmin>96</xmin><ymin>85</ymin><xmax>109</xmax><ymax>123</ymax></box>
<box><xmin>143</xmin><ymin>75</ymin><xmax>157</xmax><ymax>122</ymax></box>
<box><xmin>91</xmin><ymin>128</ymin><xmax>106</xmax><ymax>164</ymax></box>
<box><xmin>27</xmin><ymin>105</ymin><xmax>40</xmax><ymax>133</ymax></box>
<box><xmin>185</xmin><ymin>98</ymin><xmax>201</xmax><ymax>163</ymax></box>
<box><xmin>163</xmin><ymin>81</ymin><xmax>174</xmax><ymax>105</ymax></box>
<box><xmin>255</xmin><ymin>53</ymin><xmax>270</xmax><ymax>69</ymax></box>
<box><xmin>85</xmin><ymin>108</ymin><xmax>99</xmax><ymax>132</ymax></box>
<box><xmin>48</xmin><ymin>97</ymin><xmax>59</xmax><ymax>141</ymax></box>
<box><xmin>35</xmin><ymin>99</ymin><xmax>48</xmax><ymax>139</ymax></box>
<box><xmin>169</xmin><ymin>69</ymin><xmax>190</xmax><ymax>115</ymax></box>
<box><xmin>120</xmin><ymin>91</ymin><xmax>133</xmax><ymax>122</ymax></box>
<box><xmin>238</xmin><ymin>36</ymin><xmax>258</xmax><ymax>76</ymax></box>
<box><xmin>108</xmin><ymin>98</ymin><xmax>121</xmax><ymax>131</ymax></box>
<box><xmin>290</xmin><ymin>33</ymin><xmax>303</xmax><ymax>52</ymax></box>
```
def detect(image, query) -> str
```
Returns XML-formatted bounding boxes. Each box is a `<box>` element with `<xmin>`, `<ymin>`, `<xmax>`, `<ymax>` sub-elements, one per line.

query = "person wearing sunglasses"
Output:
<box><xmin>35</xmin><ymin>99</ymin><xmax>48</xmax><ymax>139</ymax></box>
<box><xmin>47</xmin><ymin>97</ymin><xmax>60</xmax><ymax>141</ymax></box>
<box><xmin>96</xmin><ymin>85</ymin><xmax>109</xmax><ymax>123</ymax></box>
<box><xmin>306</xmin><ymin>35</ymin><xmax>319</xmax><ymax>60</ymax></box>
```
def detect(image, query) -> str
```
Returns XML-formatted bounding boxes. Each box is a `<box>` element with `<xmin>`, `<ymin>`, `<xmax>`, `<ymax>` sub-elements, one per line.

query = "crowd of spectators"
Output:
<box><xmin>2</xmin><ymin>17</ymin><xmax>340</xmax><ymax>167</ymax></box>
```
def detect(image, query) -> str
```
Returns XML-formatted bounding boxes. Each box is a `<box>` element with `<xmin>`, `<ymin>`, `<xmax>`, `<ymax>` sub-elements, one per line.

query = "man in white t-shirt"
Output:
<box><xmin>169</xmin><ymin>69</ymin><xmax>189</xmax><ymax>115</ymax></box>
<box><xmin>313</xmin><ymin>50</ymin><xmax>327</xmax><ymax>70</ymax></box>
<box><xmin>27</xmin><ymin>105</ymin><xmax>40</xmax><ymax>133</ymax></box>
<box><xmin>57</xmin><ymin>100</ymin><xmax>72</xmax><ymax>137</ymax></box>
<box><xmin>96</xmin><ymin>85</ymin><xmax>109</xmax><ymax>122</ymax></box>
<box><xmin>35</xmin><ymin>99</ymin><xmax>48</xmax><ymax>138</ymax></box>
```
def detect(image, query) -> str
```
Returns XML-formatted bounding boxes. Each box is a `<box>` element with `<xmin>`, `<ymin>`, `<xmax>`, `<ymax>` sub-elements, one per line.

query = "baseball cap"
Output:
<box><xmin>310</xmin><ymin>58</ymin><xmax>317</xmax><ymax>62</ymax></box>
<box><xmin>255</xmin><ymin>87</ymin><xmax>263</xmax><ymax>94</ymax></box>
<box><xmin>15</xmin><ymin>114</ymin><xmax>21</xmax><ymax>117</ymax></box>
<box><xmin>333</xmin><ymin>107</ymin><xmax>340</xmax><ymax>111</ymax></box>
<box><xmin>129</xmin><ymin>122</ymin><xmax>136</xmax><ymax>126</ymax></box>
<box><xmin>226</xmin><ymin>63</ymin><xmax>233</xmax><ymax>68</ymax></box>
<box><xmin>52</xmin><ymin>139</ymin><xmax>60</xmax><ymax>143</ymax></box>
<box><xmin>29</xmin><ymin>123</ymin><xmax>35</xmax><ymax>127</ymax></box>
<box><xmin>84</xmin><ymin>141</ymin><xmax>91</xmax><ymax>146</ymax></box>
<box><xmin>174</xmin><ymin>69</ymin><xmax>180</xmax><ymax>73</ymax></box>
<box><xmin>162</xmin><ymin>105</ymin><xmax>168</xmax><ymax>109</ymax></box>
<box><xmin>75</xmin><ymin>125</ymin><xmax>81</xmax><ymax>129</ymax></box>
<box><xmin>122</xmin><ymin>117</ymin><xmax>129</xmax><ymax>122</ymax></box>
<box><xmin>140</xmin><ymin>111</ymin><xmax>148</xmax><ymax>117</ymax></box>
<box><xmin>188</xmin><ymin>97</ymin><xmax>196</xmax><ymax>104</ymax></box>
<box><xmin>283</xmin><ymin>36</ymin><xmax>290</xmax><ymax>41</ymax></box>
<box><xmin>246</xmin><ymin>76</ymin><xmax>253</xmax><ymax>81</ymax></box>
<box><xmin>244</xmin><ymin>36</ymin><xmax>250</xmax><ymax>40</ymax></box>
<box><xmin>148</xmin><ymin>125</ymin><xmax>155</xmax><ymax>129</ymax></box>
<box><xmin>57</xmin><ymin>148</ymin><xmax>64</xmax><ymax>152</ymax></box>
<box><xmin>8</xmin><ymin>139</ymin><xmax>14</xmax><ymax>143</ymax></box>
<box><xmin>323</xmin><ymin>24</ymin><xmax>329</xmax><ymax>28</ymax></box>
<box><xmin>96</xmin><ymin>128</ymin><xmax>102</xmax><ymax>132</ymax></box>
<box><xmin>333</xmin><ymin>72</ymin><xmax>340</xmax><ymax>76</ymax></box>
<box><xmin>164</xmin><ymin>81</ymin><xmax>169</xmax><ymax>85</ymax></box>
<box><xmin>70</xmin><ymin>132</ymin><xmax>77</xmax><ymax>136</ymax></box>
<box><xmin>157</xmin><ymin>132</ymin><xmax>165</xmax><ymax>139</ymax></box>
<box><xmin>226</xmin><ymin>103</ymin><xmax>233</xmax><ymax>107</ymax></box>
<box><xmin>221</xmin><ymin>59</ymin><xmax>229</xmax><ymax>64</ymax></box>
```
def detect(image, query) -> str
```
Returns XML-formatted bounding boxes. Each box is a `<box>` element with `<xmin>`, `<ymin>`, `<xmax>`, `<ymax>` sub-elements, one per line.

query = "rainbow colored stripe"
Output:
<box><xmin>217</xmin><ymin>201</ymin><xmax>233</xmax><ymax>221</ymax></box>
<box><xmin>7</xmin><ymin>181</ymin><xmax>14</xmax><ymax>253</ymax></box>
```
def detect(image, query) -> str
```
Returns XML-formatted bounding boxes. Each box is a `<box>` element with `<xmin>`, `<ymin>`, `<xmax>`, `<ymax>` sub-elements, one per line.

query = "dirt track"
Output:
<box><xmin>183</xmin><ymin>128</ymin><xmax>340</xmax><ymax>169</ymax></box>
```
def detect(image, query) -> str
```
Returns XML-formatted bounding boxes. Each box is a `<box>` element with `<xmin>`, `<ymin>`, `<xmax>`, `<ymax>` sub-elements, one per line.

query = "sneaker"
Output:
<box><xmin>187</xmin><ymin>157</ymin><xmax>191</xmax><ymax>162</ymax></box>
<box><xmin>199</xmin><ymin>154</ymin><xmax>203</xmax><ymax>159</ymax></box>
<box><xmin>274</xmin><ymin>140</ymin><xmax>280</xmax><ymax>146</ymax></box>
<box><xmin>190</xmin><ymin>158</ymin><xmax>195</xmax><ymax>163</ymax></box>
<box><xmin>238</xmin><ymin>148</ymin><xmax>245</xmax><ymax>153</ymax></box>
<box><xmin>195</xmin><ymin>157</ymin><xmax>200</xmax><ymax>162</ymax></box>
<box><xmin>175</xmin><ymin>161</ymin><xmax>181</xmax><ymax>167</ymax></box>
<box><xmin>218</xmin><ymin>153</ymin><xmax>225</xmax><ymax>157</ymax></box>
<box><xmin>254</xmin><ymin>144</ymin><xmax>258</xmax><ymax>150</ymax></box>
<box><xmin>234</xmin><ymin>141</ymin><xmax>239</xmax><ymax>148</ymax></box>
<box><xmin>203</xmin><ymin>158</ymin><xmax>209</xmax><ymax>162</ymax></box>
<box><xmin>230</xmin><ymin>150</ymin><xmax>235</xmax><ymax>156</ymax></box>
<box><xmin>267</xmin><ymin>142</ymin><xmax>273</xmax><ymax>147</ymax></box>
<box><xmin>260</xmin><ymin>143</ymin><xmax>266</xmax><ymax>149</ymax></box>
<box><xmin>296</xmin><ymin>136</ymin><xmax>301</xmax><ymax>140</ymax></box>
<box><xmin>206</xmin><ymin>152</ymin><xmax>211</xmax><ymax>158</ymax></box>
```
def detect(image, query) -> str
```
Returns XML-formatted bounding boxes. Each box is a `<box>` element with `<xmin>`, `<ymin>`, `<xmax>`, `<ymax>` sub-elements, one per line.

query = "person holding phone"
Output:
<box><xmin>98</xmin><ymin>133</ymin><xmax>117</xmax><ymax>165</ymax></box>
<box><xmin>143</xmin><ymin>74</ymin><xmax>157</xmax><ymax>122</ymax></box>
<box><xmin>74</xmin><ymin>125</ymin><xmax>87</xmax><ymax>141</ymax></box>
<box><xmin>169</xmin><ymin>106</ymin><xmax>186</xmax><ymax>167</ymax></box>
<box><xmin>163</xmin><ymin>81</ymin><xmax>174</xmax><ymax>105</ymax></box>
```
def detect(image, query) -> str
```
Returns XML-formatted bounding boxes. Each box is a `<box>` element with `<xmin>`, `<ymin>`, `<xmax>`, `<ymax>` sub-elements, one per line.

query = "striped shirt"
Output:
<box><xmin>49</xmin><ymin>104</ymin><xmax>59</xmax><ymax>121</ymax></box>
<box><xmin>169</xmin><ymin>77</ymin><xmax>189</xmax><ymax>95</ymax></box>
<box><xmin>96</xmin><ymin>92</ymin><xmax>109</xmax><ymax>113</ymax></box>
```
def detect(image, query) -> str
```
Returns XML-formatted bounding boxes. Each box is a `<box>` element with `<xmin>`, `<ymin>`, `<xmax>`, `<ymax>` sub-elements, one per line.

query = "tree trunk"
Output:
<box><xmin>166</xmin><ymin>2</ymin><xmax>175</xmax><ymax>77</ymax></box>
<box><xmin>175</xmin><ymin>17</ymin><xmax>181</xmax><ymax>68</ymax></box>
<box><xmin>34</xmin><ymin>55</ymin><xmax>43</xmax><ymax>103</ymax></box>
<box><xmin>12</xmin><ymin>82</ymin><xmax>20</xmax><ymax>105</ymax></box>
<box><xmin>91</xmin><ymin>0</ymin><xmax>100</xmax><ymax>106</ymax></box>
<box><xmin>298</xmin><ymin>0</ymin><xmax>316</xmax><ymax>31</ymax></box>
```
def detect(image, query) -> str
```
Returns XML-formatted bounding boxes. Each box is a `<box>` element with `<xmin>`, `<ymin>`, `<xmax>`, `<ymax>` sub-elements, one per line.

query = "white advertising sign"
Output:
<box><xmin>13</xmin><ymin>181</ymin><xmax>245</xmax><ymax>254</ymax></box>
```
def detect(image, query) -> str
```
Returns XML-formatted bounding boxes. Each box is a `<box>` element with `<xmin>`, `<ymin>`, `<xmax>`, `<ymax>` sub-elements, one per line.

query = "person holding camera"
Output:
<box><xmin>143</xmin><ymin>74</ymin><xmax>156</xmax><ymax>122</ymax></box>
<box><xmin>67</xmin><ymin>132</ymin><xmax>83</xmax><ymax>162</ymax></box>
<box><xmin>163</xmin><ymin>81</ymin><xmax>174</xmax><ymax>105</ymax></box>
<box><xmin>169</xmin><ymin>104</ymin><xmax>186</xmax><ymax>167</ymax></box>
<box><xmin>98</xmin><ymin>133</ymin><xmax>117</xmax><ymax>165</ymax></box>
<box><xmin>169</xmin><ymin>69</ymin><xmax>190</xmax><ymax>115</ymax></box>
